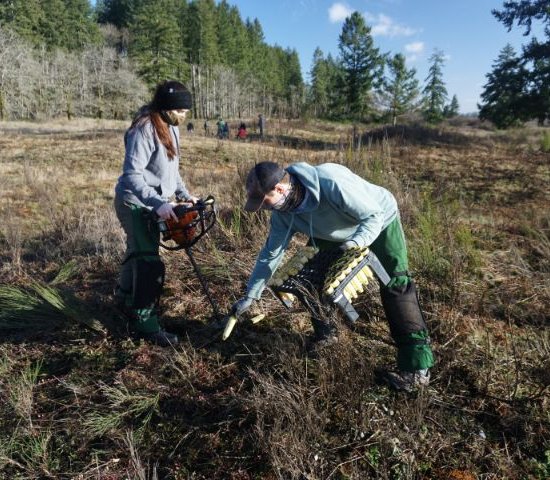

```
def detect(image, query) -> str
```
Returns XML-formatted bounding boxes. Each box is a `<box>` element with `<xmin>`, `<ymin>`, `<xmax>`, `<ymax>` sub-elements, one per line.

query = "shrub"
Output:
<box><xmin>540</xmin><ymin>130</ymin><xmax>550</xmax><ymax>152</ymax></box>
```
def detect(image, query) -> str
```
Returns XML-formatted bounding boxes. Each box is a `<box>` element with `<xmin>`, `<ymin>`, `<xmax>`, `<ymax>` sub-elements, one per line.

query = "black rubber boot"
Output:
<box><xmin>140</xmin><ymin>329</ymin><xmax>179</xmax><ymax>347</ymax></box>
<box><xmin>375</xmin><ymin>368</ymin><xmax>430</xmax><ymax>393</ymax></box>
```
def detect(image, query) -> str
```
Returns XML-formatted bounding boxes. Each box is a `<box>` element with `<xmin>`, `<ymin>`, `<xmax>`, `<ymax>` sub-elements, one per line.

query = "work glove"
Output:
<box><xmin>230</xmin><ymin>296</ymin><xmax>254</xmax><ymax>317</ymax></box>
<box><xmin>156</xmin><ymin>203</ymin><xmax>178</xmax><ymax>221</ymax></box>
<box><xmin>339</xmin><ymin>240</ymin><xmax>359</xmax><ymax>251</ymax></box>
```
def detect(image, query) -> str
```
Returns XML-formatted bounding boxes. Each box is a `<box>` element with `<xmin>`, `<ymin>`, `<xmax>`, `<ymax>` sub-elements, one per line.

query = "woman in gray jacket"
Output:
<box><xmin>114</xmin><ymin>80</ymin><xmax>197</xmax><ymax>346</ymax></box>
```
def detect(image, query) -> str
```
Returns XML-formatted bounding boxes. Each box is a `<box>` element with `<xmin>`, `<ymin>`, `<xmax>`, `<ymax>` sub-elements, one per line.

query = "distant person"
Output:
<box><xmin>114</xmin><ymin>80</ymin><xmax>199</xmax><ymax>347</ymax></box>
<box><xmin>258</xmin><ymin>113</ymin><xmax>265</xmax><ymax>138</ymax></box>
<box><xmin>223</xmin><ymin>121</ymin><xmax>230</xmax><ymax>139</ymax></box>
<box><xmin>204</xmin><ymin>119</ymin><xmax>210</xmax><ymax>136</ymax></box>
<box><xmin>216</xmin><ymin>118</ymin><xmax>225</xmax><ymax>139</ymax></box>
<box><xmin>186</xmin><ymin>121</ymin><xmax>194</xmax><ymax>134</ymax></box>
<box><xmin>230</xmin><ymin>161</ymin><xmax>434</xmax><ymax>392</ymax></box>
<box><xmin>236</xmin><ymin>122</ymin><xmax>247</xmax><ymax>140</ymax></box>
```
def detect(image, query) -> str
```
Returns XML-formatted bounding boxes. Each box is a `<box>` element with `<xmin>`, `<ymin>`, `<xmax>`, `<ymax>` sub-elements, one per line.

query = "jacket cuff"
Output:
<box><xmin>175</xmin><ymin>191</ymin><xmax>190</xmax><ymax>202</ymax></box>
<box><xmin>148</xmin><ymin>197</ymin><xmax>165</xmax><ymax>211</ymax></box>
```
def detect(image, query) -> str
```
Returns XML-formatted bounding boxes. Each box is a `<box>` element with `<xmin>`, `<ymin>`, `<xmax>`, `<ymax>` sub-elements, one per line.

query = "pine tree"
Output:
<box><xmin>0</xmin><ymin>0</ymin><xmax>44</xmax><ymax>47</ymax></box>
<box><xmin>310</xmin><ymin>47</ymin><xmax>330</xmax><ymax>116</ymax></box>
<box><xmin>63</xmin><ymin>0</ymin><xmax>102</xmax><ymax>50</ymax></box>
<box><xmin>245</xmin><ymin>18</ymin><xmax>269</xmax><ymax>81</ymax></box>
<box><xmin>478</xmin><ymin>44</ymin><xmax>528</xmax><ymax>128</ymax></box>
<box><xmin>186</xmin><ymin>0</ymin><xmax>219</xmax><ymax>67</ymax></box>
<box><xmin>216</xmin><ymin>0</ymin><xmax>237</xmax><ymax>67</ymax></box>
<box><xmin>379</xmin><ymin>53</ymin><xmax>419</xmax><ymax>125</ymax></box>
<box><xmin>227</xmin><ymin>5</ymin><xmax>249</xmax><ymax>73</ymax></box>
<box><xmin>129</xmin><ymin>0</ymin><xmax>182</xmax><ymax>87</ymax></box>
<box><xmin>443</xmin><ymin>94</ymin><xmax>460</xmax><ymax>118</ymax></box>
<box><xmin>493</xmin><ymin>1</ymin><xmax>550</xmax><ymax>125</ymax></box>
<box><xmin>1</xmin><ymin>0</ymin><xmax>99</xmax><ymax>51</ymax></box>
<box><xmin>338</xmin><ymin>11</ymin><xmax>383</xmax><ymax>119</ymax></box>
<box><xmin>421</xmin><ymin>49</ymin><xmax>448</xmax><ymax>124</ymax></box>
<box><xmin>96</xmin><ymin>0</ymin><xmax>142</xmax><ymax>29</ymax></box>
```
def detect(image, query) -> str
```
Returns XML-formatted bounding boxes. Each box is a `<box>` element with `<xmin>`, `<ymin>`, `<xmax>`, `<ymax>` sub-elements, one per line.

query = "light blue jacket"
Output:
<box><xmin>246</xmin><ymin>162</ymin><xmax>398</xmax><ymax>299</ymax></box>
<box><xmin>115</xmin><ymin>119</ymin><xmax>190</xmax><ymax>210</ymax></box>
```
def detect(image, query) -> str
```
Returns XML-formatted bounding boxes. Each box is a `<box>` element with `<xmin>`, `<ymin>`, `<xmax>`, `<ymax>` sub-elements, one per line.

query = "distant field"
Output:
<box><xmin>0</xmin><ymin>118</ymin><xmax>548</xmax><ymax>479</ymax></box>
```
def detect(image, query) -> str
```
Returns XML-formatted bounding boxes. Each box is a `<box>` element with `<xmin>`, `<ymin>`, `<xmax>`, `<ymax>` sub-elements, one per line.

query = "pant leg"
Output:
<box><xmin>370</xmin><ymin>216</ymin><xmax>434</xmax><ymax>372</ymax></box>
<box><xmin>114</xmin><ymin>195</ymin><xmax>162</xmax><ymax>334</ymax></box>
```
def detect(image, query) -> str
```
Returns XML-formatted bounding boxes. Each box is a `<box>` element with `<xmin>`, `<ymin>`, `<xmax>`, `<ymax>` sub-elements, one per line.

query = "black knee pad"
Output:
<box><xmin>380</xmin><ymin>280</ymin><xmax>427</xmax><ymax>338</ymax></box>
<box><xmin>131</xmin><ymin>256</ymin><xmax>165</xmax><ymax>309</ymax></box>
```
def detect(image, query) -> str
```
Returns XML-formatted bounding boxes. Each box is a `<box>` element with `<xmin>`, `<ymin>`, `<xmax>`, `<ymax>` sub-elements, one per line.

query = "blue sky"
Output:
<box><xmin>228</xmin><ymin>0</ymin><xmax>544</xmax><ymax>113</ymax></box>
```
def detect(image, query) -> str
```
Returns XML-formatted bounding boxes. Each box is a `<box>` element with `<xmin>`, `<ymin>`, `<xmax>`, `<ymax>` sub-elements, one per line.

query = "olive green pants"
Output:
<box><xmin>114</xmin><ymin>196</ymin><xmax>163</xmax><ymax>334</ymax></box>
<box><xmin>314</xmin><ymin>216</ymin><xmax>434</xmax><ymax>372</ymax></box>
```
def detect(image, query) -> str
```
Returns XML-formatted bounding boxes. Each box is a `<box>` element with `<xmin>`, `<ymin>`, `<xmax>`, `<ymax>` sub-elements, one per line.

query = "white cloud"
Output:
<box><xmin>365</xmin><ymin>12</ymin><xmax>417</xmax><ymax>37</ymax></box>
<box><xmin>328</xmin><ymin>3</ymin><xmax>353</xmax><ymax>23</ymax></box>
<box><xmin>404</xmin><ymin>42</ymin><xmax>424</xmax><ymax>63</ymax></box>
<box><xmin>405</xmin><ymin>41</ymin><xmax>424</xmax><ymax>54</ymax></box>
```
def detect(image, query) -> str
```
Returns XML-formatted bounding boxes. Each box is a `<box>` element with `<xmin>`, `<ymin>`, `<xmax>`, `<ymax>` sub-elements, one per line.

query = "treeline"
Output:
<box><xmin>307</xmin><ymin>12</ymin><xmax>459</xmax><ymax>125</ymax></box>
<box><xmin>0</xmin><ymin>1</ymin><xmax>459</xmax><ymax>124</ymax></box>
<box><xmin>3</xmin><ymin>1</ymin><xmax>546</xmax><ymax>127</ymax></box>
<box><xmin>479</xmin><ymin>1</ymin><xmax>550</xmax><ymax>128</ymax></box>
<box><xmin>0</xmin><ymin>0</ymin><xmax>303</xmax><ymax>121</ymax></box>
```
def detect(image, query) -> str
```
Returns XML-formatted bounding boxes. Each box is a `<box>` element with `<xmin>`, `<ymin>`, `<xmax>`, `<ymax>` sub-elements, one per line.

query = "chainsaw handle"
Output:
<box><xmin>175</xmin><ymin>195</ymin><xmax>215</xmax><ymax>215</ymax></box>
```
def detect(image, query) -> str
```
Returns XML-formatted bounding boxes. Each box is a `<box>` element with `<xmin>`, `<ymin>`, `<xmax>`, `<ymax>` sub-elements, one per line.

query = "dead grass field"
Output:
<box><xmin>0</xmin><ymin>118</ymin><xmax>548</xmax><ymax>479</ymax></box>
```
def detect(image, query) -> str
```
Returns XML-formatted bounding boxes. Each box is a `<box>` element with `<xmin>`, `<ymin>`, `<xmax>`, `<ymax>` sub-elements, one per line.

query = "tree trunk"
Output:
<box><xmin>0</xmin><ymin>91</ymin><xmax>5</xmax><ymax>121</ymax></box>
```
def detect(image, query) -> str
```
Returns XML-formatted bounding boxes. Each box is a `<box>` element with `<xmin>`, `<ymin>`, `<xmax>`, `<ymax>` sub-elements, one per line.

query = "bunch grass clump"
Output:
<box><xmin>0</xmin><ymin>280</ymin><xmax>104</xmax><ymax>332</ymax></box>
<box><xmin>83</xmin><ymin>382</ymin><xmax>159</xmax><ymax>439</ymax></box>
<box><xmin>540</xmin><ymin>130</ymin><xmax>550</xmax><ymax>152</ymax></box>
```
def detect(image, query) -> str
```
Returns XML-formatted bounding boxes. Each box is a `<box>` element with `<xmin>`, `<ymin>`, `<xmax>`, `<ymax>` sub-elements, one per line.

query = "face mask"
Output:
<box><xmin>162</xmin><ymin>110</ymin><xmax>187</xmax><ymax>126</ymax></box>
<box><xmin>271</xmin><ymin>186</ymin><xmax>292</xmax><ymax>211</ymax></box>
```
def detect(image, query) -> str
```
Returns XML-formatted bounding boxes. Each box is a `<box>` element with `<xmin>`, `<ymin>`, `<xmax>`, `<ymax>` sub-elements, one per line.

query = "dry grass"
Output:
<box><xmin>0</xmin><ymin>117</ymin><xmax>548</xmax><ymax>479</ymax></box>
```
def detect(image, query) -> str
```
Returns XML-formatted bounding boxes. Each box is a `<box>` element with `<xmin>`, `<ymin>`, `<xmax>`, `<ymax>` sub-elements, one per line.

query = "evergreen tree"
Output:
<box><xmin>216</xmin><ymin>0</ymin><xmax>237</xmax><ymax>67</ymax></box>
<box><xmin>129</xmin><ymin>0</ymin><xmax>182</xmax><ymax>87</ymax></box>
<box><xmin>283</xmin><ymin>48</ymin><xmax>304</xmax><ymax>117</ymax></box>
<box><xmin>325</xmin><ymin>54</ymin><xmax>344</xmax><ymax>116</ymax></box>
<box><xmin>62</xmin><ymin>0</ymin><xmax>102</xmax><ymax>50</ymax></box>
<box><xmin>245</xmin><ymin>18</ymin><xmax>269</xmax><ymax>81</ymax></box>
<box><xmin>443</xmin><ymin>94</ymin><xmax>460</xmax><ymax>118</ymax></box>
<box><xmin>309</xmin><ymin>47</ymin><xmax>330</xmax><ymax>116</ymax></box>
<box><xmin>96</xmin><ymin>0</ymin><xmax>141</xmax><ymax>29</ymax></box>
<box><xmin>338</xmin><ymin>11</ymin><xmax>383</xmax><ymax>119</ymax></box>
<box><xmin>0</xmin><ymin>0</ymin><xmax>43</xmax><ymax>47</ymax></box>
<box><xmin>227</xmin><ymin>5</ymin><xmax>249</xmax><ymax>72</ymax></box>
<box><xmin>421</xmin><ymin>49</ymin><xmax>448</xmax><ymax>124</ymax></box>
<box><xmin>492</xmin><ymin>1</ymin><xmax>550</xmax><ymax>34</ymax></box>
<box><xmin>186</xmin><ymin>0</ymin><xmax>219</xmax><ymax>66</ymax></box>
<box><xmin>285</xmin><ymin>49</ymin><xmax>303</xmax><ymax>91</ymax></box>
<box><xmin>379</xmin><ymin>53</ymin><xmax>419</xmax><ymax>125</ymax></box>
<box><xmin>1</xmin><ymin>0</ymin><xmax>99</xmax><ymax>50</ymax></box>
<box><xmin>493</xmin><ymin>1</ymin><xmax>550</xmax><ymax>125</ymax></box>
<box><xmin>478</xmin><ymin>44</ymin><xmax>528</xmax><ymax>128</ymax></box>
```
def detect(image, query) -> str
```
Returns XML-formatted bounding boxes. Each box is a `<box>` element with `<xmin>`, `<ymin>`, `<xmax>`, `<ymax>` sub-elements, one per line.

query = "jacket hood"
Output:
<box><xmin>286</xmin><ymin>162</ymin><xmax>320</xmax><ymax>212</ymax></box>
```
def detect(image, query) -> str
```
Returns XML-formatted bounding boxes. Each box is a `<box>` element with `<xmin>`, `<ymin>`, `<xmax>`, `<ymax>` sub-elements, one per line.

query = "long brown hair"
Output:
<box><xmin>131</xmin><ymin>81</ymin><xmax>190</xmax><ymax>159</ymax></box>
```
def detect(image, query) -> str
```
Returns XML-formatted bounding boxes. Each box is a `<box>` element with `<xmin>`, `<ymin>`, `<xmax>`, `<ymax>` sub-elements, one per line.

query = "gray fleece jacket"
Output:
<box><xmin>115</xmin><ymin>119</ymin><xmax>191</xmax><ymax>209</ymax></box>
<box><xmin>246</xmin><ymin>162</ymin><xmax>398</xmax><ymax>299</ymax></box>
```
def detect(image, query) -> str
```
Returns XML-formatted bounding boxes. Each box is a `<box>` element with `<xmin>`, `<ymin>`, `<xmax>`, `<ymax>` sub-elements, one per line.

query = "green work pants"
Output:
<box><xmin>313</xmin><ymin>216</ymin><xmax>434</xmax><ymax>372</ymax></box>
<box><xmin>114</xmin><ymin>196</ymin><xmax>162</xmax><ymax>334</ymax></box>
